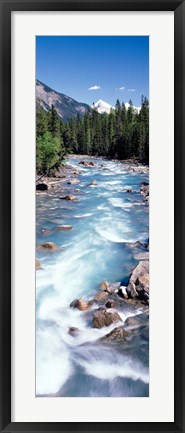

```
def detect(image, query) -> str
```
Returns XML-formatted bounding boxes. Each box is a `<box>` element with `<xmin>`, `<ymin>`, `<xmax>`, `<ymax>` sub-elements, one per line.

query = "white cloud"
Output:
<box><xmin>88</xmin><ymin>85</ymin><xmax>101</xmax><ymax>90</ymax></box>
<box><xmin>116</xmin><ymin>86</ymin><xmax>125</xmax><ymax>92</ymax></box>
<box><xmin>128</xmin><ymin>88</ymin><xmax>136</xmax><ymax>92</ymax></box>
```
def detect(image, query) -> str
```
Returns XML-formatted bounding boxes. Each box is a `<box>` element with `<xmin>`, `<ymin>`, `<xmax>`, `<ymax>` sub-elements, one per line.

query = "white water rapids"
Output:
<box><xmin>36</xmin><ymin>156</ymin><xmax>149</xmax><ymax>397</ymax></box>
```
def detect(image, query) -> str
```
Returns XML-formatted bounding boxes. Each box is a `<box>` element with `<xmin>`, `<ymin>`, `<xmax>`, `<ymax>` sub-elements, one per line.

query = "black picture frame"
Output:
<box><xmin>0</xmin><ymin>0</ymin><xmax>184</xmax><ymax>432</ymax></box>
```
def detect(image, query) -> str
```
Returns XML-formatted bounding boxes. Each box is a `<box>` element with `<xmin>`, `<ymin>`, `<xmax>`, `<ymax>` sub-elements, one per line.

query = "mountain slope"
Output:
<box><xmin>36</xmin><ymin>80</ymin><xmax>92</xmax><ymax>122</ymax></box>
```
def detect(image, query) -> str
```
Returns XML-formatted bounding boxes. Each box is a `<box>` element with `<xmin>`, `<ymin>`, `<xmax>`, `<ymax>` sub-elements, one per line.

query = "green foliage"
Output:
<box><xmin>36</xmin><ymin>132</ymin><xmax>62</xmax><ymax>175</ymax></box>
<box><xmin>36</xmin><ymin>96</ymin><xmax>149</xmax><ymax>175</ymax></box>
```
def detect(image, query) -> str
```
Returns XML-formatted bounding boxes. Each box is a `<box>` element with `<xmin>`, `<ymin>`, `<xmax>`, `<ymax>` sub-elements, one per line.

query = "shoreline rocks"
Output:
<box><xmin>36</xmin><ymin>183</ymin><xmax>48</xmax><ymax>191</ymax></box>
<box><xmin>126</xmin><ymin>260</ymin><xmax>149</xmax><ymax>302</ymax></box>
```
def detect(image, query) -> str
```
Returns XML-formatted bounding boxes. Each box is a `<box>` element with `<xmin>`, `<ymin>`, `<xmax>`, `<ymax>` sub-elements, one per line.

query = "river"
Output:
<box><xmin>36</xmin><ymin>155</ymin><xmax>149</xmax><ymax>397</ymax></box>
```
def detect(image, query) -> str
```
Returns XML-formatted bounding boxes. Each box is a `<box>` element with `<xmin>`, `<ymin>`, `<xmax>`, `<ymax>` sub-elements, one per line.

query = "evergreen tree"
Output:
<box><xmin>36</xmin><ymin>95</ymin><xmax>149</xmax><ymax>174</ymax></box>
<box><xmin>48</xmin><ymin>105</ymin><xmax>60</xmax><ymax>137</ymax></box>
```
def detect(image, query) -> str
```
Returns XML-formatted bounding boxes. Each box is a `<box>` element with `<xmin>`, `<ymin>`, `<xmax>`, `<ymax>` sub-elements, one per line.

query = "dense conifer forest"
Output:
<box><xmin>36</xmin><ymin>97</ymin><xmax>149</xmax><ymax>175</ymax></box>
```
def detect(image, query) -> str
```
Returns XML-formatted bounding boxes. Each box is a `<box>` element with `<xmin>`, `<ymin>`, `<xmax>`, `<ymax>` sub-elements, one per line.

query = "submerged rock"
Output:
<box><xmin>60</xmin><ymin>194</ymin><xmax>77</xmax><ymax>201</ymax></box>
<box><xmin>72</xmin><ymin>170</ymin><xmax>81</xmax><ymax>175</ymax></box>
<box><xmin>67</xmin><ymin>179</ymin><xmax>80</xmax><ymax>185</ymax></box>
<box><xmin>125</xmin><ymin>240</ymin><xmax>143</xmax><ymax>249</ymax></box>
<box><xmin>36</xmin><ymin>259</ymin><xmax>41</xmax><ymax>270</ymax></box>
<box><xmin>40</xmin><ymin>228</ymin><xmax>53</xmax><ymax>237</ymax></box>
<box><xmin>68</xmin><ymin>327</ymin><xmax>80</xmax><ymax>337</ymax></box>
<box><xmin>92</xmin><ymin>308</ymin><xmax>122</xmax><ymax>329</ymax></box>
<box><xmin>124</xmin><ymin>312</ymin><xmax>149</xmax><ymax>328</ymax></box>
<box><xmin>126</xmin><ymin>188</ymin><xmax>133</xmax><ymax>193</ymax></box>
<box><xmin>79</xmin><ymin>160</ymin><xmax>95</xmax><ymax>167</ymax></box>
<box><xmin>89</xmin><ymin>180</ymin><xmax>97</xmax><ymax>186</ymax></box>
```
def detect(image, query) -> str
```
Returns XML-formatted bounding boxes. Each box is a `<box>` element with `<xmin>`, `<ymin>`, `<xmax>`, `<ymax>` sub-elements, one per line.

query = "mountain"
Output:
<box><xmin>92</xmin><ymin>99</ymin><xmax>114</xmax><ymax>114</ymax></box>
<box><xmin>36</xmin><ymin>79</ymin><xmax>92</xmax><ymax>122</ymax></box>
<box><xmin>92</xmin><ymin>99</ymin><xmax>141</xmax><ymax>115</ymax></box>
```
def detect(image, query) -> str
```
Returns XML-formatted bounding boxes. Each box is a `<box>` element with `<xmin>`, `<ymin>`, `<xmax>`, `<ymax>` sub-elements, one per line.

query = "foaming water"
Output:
<box><xmin>36</xmin><ymin>156</ymin><xmax>149</xmax><ymax>396</ymax></box>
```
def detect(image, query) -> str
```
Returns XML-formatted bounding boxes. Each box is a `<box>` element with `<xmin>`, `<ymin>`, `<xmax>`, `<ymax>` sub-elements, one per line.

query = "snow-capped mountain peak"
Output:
<box><xmin>92</xmin><ymin>99</ymin><xmax>114</xmax><ymax>114</ymax></box>
<box><xmin>125</xmin><ymin>102</ymin><xmax>141</xmax><ymax>113</ymax></box>
<box><xmin>92</xmin><ymin>99</ymin><xmax>141</xmax><ymax>115</ymax></box>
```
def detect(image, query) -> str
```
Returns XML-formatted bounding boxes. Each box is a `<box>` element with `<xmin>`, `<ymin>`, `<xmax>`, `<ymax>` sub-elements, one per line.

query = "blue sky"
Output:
<box><xmin>36</xmin><ymin>36</ymin><xmax>149</xmax><ymax>107</ymax></box>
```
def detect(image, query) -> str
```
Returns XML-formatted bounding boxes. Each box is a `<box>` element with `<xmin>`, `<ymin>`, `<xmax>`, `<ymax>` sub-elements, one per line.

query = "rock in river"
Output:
<box><xmin>100</xmin><ymin>326</ymin><xmax>131</xmax><ymax>342</ymax></box>
<box><xmin>79</xmin><ymin>160</ymin><xmax>95</xmax><ymax>167</ymax></box>
<box><xmin>67</xmin><ymin>179</ymin><xmax>80</xmax><ymax>185</ymax></box>
<box><xmin>89</xmin><ymin>180</ymin><xmax>97</xmax><ymax>186</ymax></box>
<box><xmin>37</xmin><ymin>241</ymin><xmax>59</xmax><ymax>251</ymax></box>
<box><xmin>56</xmin><ymin>225</ymin><xmax>73</xmax><ymax>231</ymax></box>
<box><xmin>36</xmin><ymin>183</ymin><xmax>48</xmax><ymax>191</ymax></box>
<box><xmin>70</xmin><ymin>298</ymin><xmax>91</xmax><ymax>311</ymax></box>
<box><xmin>36</xmin><ymin>259</ymin><xmax>41</xmax><ymax>270</ymax></box>
<box><xmin>68</xmin><ymin>327</ymin><xmax>80</xmax><ymax>337</ymax></box>
<box><xmin>92</xmin><ymin>308</ymin><xmax>122</xmax><ymax>328</ymax></box>
<box><xmin>94</xmin><ymin>291</ymin><xmax>109</xmax><ymax>302</ymax></box>
<box><xmin>60</xmin><ymin>194</ymin><xmax>77</xmax><ymax>201</ymax></box>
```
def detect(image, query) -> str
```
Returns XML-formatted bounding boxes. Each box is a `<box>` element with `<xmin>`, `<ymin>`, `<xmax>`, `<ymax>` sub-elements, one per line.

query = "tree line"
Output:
<box><xmin>36</xmin><ymin>97</ymin><xmax>149</xmax><ymax>175</ymax></box>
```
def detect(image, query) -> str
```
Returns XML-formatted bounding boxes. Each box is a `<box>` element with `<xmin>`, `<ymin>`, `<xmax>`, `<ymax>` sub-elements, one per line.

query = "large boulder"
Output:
<box><xmin>129</xmin><ymin>260</ymin><xmax>149</xmax><ymax>284</ymax></box>
<box><xmin>126</xmin><ymin>260</ymin><xmax>149</xmax><ymax>301</ymax></box>
<box><xmin>101</xmin><ymin>326</ymin><xmax>131</xmax><ymax>342</ymax></box>
<box><xmin>92</xmin><ymin>308</ymin><xmax>122</xmax><ymax>329</ymax></box>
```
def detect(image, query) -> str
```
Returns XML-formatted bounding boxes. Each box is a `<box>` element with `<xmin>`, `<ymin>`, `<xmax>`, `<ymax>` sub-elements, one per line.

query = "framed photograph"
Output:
<box><xmin>0</xmin><ymin>0</ymin><xmax>184</xmax><ymax>431</ymax></box>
